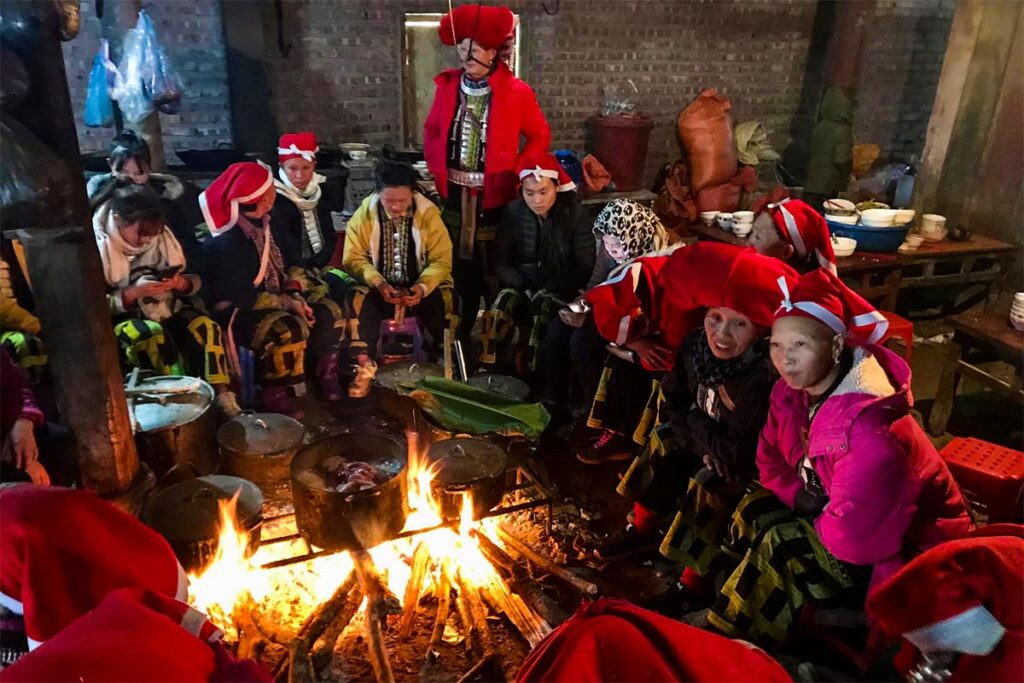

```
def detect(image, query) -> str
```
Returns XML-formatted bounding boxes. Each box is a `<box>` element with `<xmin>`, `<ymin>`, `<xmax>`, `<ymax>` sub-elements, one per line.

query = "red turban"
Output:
<box><xmin>277</xmin><ymin>131</ymin><xmax>318</xmax><ymax>164</ymax></box>
<box><xmin>767</xmin><ymin>198</ymin><xmax>836</xmax><ymax>274</ymax></box>
<box><xmin>775</xmin><ymin>267</ymin><xmax>888</xmax><ymax>345</ymax></box>
<box><xmin>439</xmin><ymin>4</ymin><xmax>515</xmax><ymax>50</ymax></box>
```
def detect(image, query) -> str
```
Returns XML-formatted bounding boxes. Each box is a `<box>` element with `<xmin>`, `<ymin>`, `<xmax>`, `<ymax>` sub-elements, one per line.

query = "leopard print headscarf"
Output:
<box><xmin>592</xmin><ymin>199</ymin><xmax>669</xmax><ymax>262</ymax></box>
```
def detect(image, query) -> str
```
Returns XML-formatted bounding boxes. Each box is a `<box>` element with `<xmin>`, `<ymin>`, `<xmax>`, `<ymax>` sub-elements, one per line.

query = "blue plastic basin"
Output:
<box><xmin>826</xmin><ymin>219</ymin><xmax>908</xmax><ymax>253</ymax></box>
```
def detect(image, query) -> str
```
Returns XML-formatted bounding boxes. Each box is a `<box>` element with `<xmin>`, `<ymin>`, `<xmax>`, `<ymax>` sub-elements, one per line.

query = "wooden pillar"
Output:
<box><xmin>824</xmin><ymin>0</ymin><xmax>874</xmax><ymax>92</ymax></box>
<box><xmin>99</xmin><ymin>0</ymin><xmax>167</xmax><ymax>170</ymax></box>
<box><xmin>1</xmin><ymin>0</ymin><xmax>142</xmax><ymax>499</ymax></box>
<box><xmin>221</xmin><ymin>0</ymin><xmax>278</xmax><ymax>155</ymax></box>
<box><xmin>15</xmin><ymin>227</ymin><xmax>141</xmax><ymax>495</ymax></box>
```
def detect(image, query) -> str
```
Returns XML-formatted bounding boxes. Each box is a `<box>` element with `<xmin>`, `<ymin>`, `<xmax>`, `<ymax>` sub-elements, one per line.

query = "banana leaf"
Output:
<box><xmin>398</xmin><ymin>376</ymin><xmax>550</xmax><ymax>440</ymax></box>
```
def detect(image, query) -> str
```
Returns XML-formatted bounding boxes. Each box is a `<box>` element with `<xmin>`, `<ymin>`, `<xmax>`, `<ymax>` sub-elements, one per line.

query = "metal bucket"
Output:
<box><xmin>132</xmin><ymin>376</ymin><xmax>217</xmax><ymax>477</ymax></box>
<box><xmin>217</xmin><ymin>413</ymin><xmax>305</xmax><ymax>487</ymax></box>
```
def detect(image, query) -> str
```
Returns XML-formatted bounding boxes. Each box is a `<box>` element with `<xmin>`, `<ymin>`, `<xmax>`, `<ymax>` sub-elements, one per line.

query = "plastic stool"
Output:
<box><xmin>880</xmin><ymin>310</ymin><xmax>913</xmax><ymax>362</ymax></box>
<box><xmin>940</xmin><ymin>437</ymin><xmax>1024</xmax><ymax>523</ymax></box>
<box><xmin>378</xmin><ymin>302</ymin><xmax>426</xmax><ymax>364</ymax></box>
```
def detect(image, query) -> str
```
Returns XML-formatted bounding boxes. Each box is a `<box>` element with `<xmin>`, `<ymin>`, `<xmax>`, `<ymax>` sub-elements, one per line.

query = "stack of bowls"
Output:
<box><xmin>860</xmin><ymin>209</ymin><xmax>898</xmax><ymax>228</ymax></box>
<box><xmin>716</xmin><ymin>213</ymin><xmax>734</xmax><ymax>232</ymax></box>
<box><xmin>823</xmin><ymin>198</ymin><xmax>858</xmax><ymax>225</ymax></box>
<box><xmin>732</xmin><ymin>211</ymin><xmax>754</xmax><ymax>238</ymax></box>
<box><xmin>1011</xmin><ymin>293</ymin><xmax>1024</xmax><ymax>332</ymax></box>
<box><xmin>700</xmin><ymin>211</ymin><xmax>720</xmax><ymax>227</ymax></box>
<box><xmin>898</xmin><ymin>234</ymin><xmax>926</xmax><ymax>254</ymax></box>
<box><xmin>920</xmin><ymin>214</ymin><xmax>948</xmax><ymax>242</ymax></box>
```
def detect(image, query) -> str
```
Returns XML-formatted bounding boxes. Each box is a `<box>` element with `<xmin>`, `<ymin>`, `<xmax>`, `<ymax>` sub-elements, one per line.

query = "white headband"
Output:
<box><xmin>776</xmin><ymin>276</ymin><xmax>889</xmax><ymax>344</ymax></box>
<box><xmin>278</xmin><ymin>144</ymin><xmax>319</xmax><ymax>162</ymax></box>
<box><xmin>518</xmin><ymin>165</ymin><xmax>576</xmax><ymax>192</ymax></box>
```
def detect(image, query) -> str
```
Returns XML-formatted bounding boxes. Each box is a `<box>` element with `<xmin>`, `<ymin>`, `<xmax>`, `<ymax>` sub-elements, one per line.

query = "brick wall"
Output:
<box><xmin>61</xmin><ymin>0</ymin><xmax>232</xmax><ymax>163</ymax></box>
<box><xmin>61</xmin><ymin>0</ymin><xmax>953</xmax><ymax>181</ymax></box>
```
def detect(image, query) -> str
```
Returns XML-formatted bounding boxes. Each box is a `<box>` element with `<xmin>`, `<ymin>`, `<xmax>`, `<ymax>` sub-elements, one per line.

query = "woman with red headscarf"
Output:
<box><xmin>748</xmin><ymin>198</ymin><xmax>837</xmax><ymax>274</ymax></box>
<box><xmin>424</xmin><ymin>4</ymin><xmax>550</xmax><ymax>345</ymax></box>
<box><xmin>200</xmin><ymin>162</ymin><xmax>339</xmax><ymax>418</ymax></box>
<box><xmin>708</xmin><ymin>269</ymin><xmax>971</xmax><ymax>649</ymax></box>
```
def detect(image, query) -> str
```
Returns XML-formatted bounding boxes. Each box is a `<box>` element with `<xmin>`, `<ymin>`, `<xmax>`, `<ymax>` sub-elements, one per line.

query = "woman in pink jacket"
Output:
<box><xmin>708</xmin><ymin>268</ymin><xmax>971</xmax><ymax>649</ymax></box>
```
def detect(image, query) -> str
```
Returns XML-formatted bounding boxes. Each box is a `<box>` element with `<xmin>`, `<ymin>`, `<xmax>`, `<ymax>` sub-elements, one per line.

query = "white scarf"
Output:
<box><xmin>275</xmin><ymin>168</ymin><xmax>326</xmax><ymax>256</ymax></box>
<box><xmin>92</xmin><ymin>201</ymin><xmax>185</xmax><ymax>288</ymax></box>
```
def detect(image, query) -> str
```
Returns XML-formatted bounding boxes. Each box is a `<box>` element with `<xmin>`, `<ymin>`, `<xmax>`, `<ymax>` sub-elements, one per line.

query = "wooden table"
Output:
<box><xmin>928</xmin><ymin>311</ymin><xmax>1024</xmax><ymax>435</ymax></box>
<box><xmin>687</xmin><ymin>223</ymin><xmax>1018</xmax><ymax>316</ymax></box>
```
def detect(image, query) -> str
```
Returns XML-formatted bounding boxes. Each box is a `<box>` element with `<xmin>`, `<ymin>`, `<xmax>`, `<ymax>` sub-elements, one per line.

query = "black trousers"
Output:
<box><xmin>349</xmin><ymin>287</ymin><xmax>450</xmax><ymax>359</ymax></box>
<box><xmin>443</xmin><ymin>186</ymin><xmax>503</xmax><ymax>344</ymax></box>
<box><xmin>541</xmin><ymin>317</ymin><xmax>608</xmax><ymax>409</ymax></box>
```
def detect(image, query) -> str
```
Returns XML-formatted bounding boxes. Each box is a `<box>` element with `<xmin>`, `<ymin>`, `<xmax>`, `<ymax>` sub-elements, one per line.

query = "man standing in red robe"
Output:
<box><xmin>424</xmin><ymin>4</ymin><xmax>551</xmax><ymax>344</ymax></box>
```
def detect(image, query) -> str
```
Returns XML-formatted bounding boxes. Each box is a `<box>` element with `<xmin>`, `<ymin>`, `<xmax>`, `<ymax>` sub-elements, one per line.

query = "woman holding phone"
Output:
<box><xmin>92</xmin><ymin>182</ymin><xmax>240</xmax><ymax>416</ymax></box>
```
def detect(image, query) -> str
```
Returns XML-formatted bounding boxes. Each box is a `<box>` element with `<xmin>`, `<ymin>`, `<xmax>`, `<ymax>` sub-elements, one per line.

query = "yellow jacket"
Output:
<box><xmin>343</xmin><ymin>192</ymin><xmax>453</xmax><ymax>295</ymax></box>
<box><xmin>0</xmin><ymin>293</ymin><xmax>41</xmax><ymax>334</ymax></box>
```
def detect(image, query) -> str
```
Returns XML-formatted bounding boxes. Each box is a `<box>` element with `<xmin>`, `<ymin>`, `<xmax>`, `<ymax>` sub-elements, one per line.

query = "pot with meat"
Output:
<box><xmin>290</xmin><ymin>432</ymin><xmax>408</xmax><ymax>551</ymax></box>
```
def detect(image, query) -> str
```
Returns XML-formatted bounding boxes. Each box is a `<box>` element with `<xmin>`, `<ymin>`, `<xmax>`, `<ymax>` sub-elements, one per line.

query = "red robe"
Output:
<box><xmin>867</xmin><ymin>525</ymin><xmax>1024</xmax><ymax>682</ymax></box>
<box><xmin>516</xmin><ymin>599</ymin><xmax>791</xmax><ymax>682</ymax></box>
<box><xmin>423</xmin><ymin>63</ymin><xmax>551</xmax><ymax>210</ymax></box>
<box><xmin>2</xmin><ymin>588</ymin><xmax>270</xmax><ymax>682</ymax></box>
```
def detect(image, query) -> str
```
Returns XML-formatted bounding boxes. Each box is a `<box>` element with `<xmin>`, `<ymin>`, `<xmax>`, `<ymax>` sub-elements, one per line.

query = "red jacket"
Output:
<box><xmin>424</xmin><ymin>63</ymin><xmax>550</xmax><ymax>210</ymax></box>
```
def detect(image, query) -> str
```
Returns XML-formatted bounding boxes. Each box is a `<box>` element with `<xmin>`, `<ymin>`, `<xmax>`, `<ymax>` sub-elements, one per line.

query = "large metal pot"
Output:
<box><xmin>132</xmin><ymin>376</ymin><xmax>217</xmax><ymax>477</ymax></box>
<box><xmin>141</xmin><ymin>473</ymin><xmax>263</xmax><ymax>573</ymax></box>
<box><xmin>217</xmin><ymin>413</ymin><xmax>305</xmax><ymax>487</ymax></box>
<box><xmin>290</xmin><ymin>433</ymin><xmax>408</xmax><ymax>551</ymax></box>
<box><xmin>428</xmin><ymin>437</ymin><xmax>508</xmax><ymax>520</ymax></box>
<box><xmin>468</xmin><ymin>373</ymin><xmax>530</xmax><ymax>401</ymax></box>
<box><xmin>373</xmin><ymin>361</ymin><xmax>443</xmax><ymax>418</ymax></box>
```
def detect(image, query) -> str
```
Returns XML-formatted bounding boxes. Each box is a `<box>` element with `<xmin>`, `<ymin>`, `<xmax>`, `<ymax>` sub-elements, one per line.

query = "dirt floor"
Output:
<box><xmin>282</xmin><ymin>304</ymin><xmax>1021</xmax><ymax>682</ymax></box>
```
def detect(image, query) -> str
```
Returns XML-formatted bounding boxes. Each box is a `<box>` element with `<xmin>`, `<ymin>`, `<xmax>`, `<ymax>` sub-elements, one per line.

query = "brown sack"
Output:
<box><xmin>677</xmin><ymin>88</ymin><xmax>738</xmax><ymax>194</ymax></box>
<box><xmin>695</xmin><ymin>166</ymin><xmax>757</xmax><ymax>214</ymax></box>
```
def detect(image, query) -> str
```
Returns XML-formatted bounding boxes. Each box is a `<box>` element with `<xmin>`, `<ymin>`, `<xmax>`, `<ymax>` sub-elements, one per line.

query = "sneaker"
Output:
<box><xmin>348</xmin><ymin>359</ymin><xmax>378</xmax><ymax>398</ymax></box>
<box><xmin>594</xmin><ymin>523</ymin><xmax>657</xmax><ymax>562</ymax></box>
<box><xmin>576</xmin><ymin>430</ymin><xmax>633</xmax><ymax>464</ymax></box>
<box><xmin>214</xmin><ymin>390</ymin><xmax>242</xmax><ymax>417</ymax></box>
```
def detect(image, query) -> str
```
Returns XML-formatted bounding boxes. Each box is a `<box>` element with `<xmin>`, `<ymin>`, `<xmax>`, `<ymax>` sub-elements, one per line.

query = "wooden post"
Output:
<box><xmin>1</xmin><ymin>0</ymin><xmax>142</xmax><ymax>499</ymax></box>
<box><xmin>99</xmin><ymin>0</ymin><xmax>166</xmax><ymax>170</ymax></box>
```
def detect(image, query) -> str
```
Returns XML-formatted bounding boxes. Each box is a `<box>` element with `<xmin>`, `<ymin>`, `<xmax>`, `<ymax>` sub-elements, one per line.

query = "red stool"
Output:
<box><xmin>940</xmin><ymin>437</ymin><xmax>1024</xmax><ymax>524</ymax></box>
<box><xmin>880</xmin><ymin>311</ymin><xmax>913</xmax><ymax>362</ymax></box>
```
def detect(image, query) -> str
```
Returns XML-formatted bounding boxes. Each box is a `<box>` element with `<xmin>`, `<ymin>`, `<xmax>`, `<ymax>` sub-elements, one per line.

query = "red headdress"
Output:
<box><xmin>767</xmin><ymin>198</ymin><xmax>836</xmax><ymax>274</ymax></box>
<box><xmin>439</xmin><ymin>4</ymin><xmax>515</xmax><ymax>50</ymax></box>
<box><xmin>199</xmin><ymin>162</ymin><xmax>274</xmax><ymax>237</ymax></box>
<box><xmin>517</xmin><ymin>153</ymin><xmax>576</xmax><ymax>193</ymax></box>
<box><xmin>774</xmin><ymin>267</ymin><xmax>888</xmax><ymax>344</ymax></box>
<box><xmin>277</xmin><ymin>132</ymin><xmax>318</xmax><ymax>164</ymax></box>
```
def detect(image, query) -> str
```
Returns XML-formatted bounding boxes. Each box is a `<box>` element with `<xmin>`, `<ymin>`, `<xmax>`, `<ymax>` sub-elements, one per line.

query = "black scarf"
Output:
<box><xmin>690</xmin><ymin>331</ymin><xmax>767</xmax><ymax>388</ymax></box>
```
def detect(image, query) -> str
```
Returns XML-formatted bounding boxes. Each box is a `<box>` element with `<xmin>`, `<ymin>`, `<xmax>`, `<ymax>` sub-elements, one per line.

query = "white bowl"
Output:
<box><xmin>860</xmin><ymin>209</ymin><xmax>897</xmax><ymax>227</ymax></box>
<box><xmin>1014</xmin><ymin>292</ymin><xmax>1024</xmax><ymax>302</ymax></box>
<box><xmin>717</xmin><ymin>213</ymin><xmax>734</xmax><ymax>231</ymax></box>
<box><xmin>904</xmin><ymin>234</ymin><xmax>926</xmax><ymax>247</ymax></box>
<box><xmin>895</xmin><ymin>209</ymin><xmax>916</xmax><ymax>225</ymax></box>
<box><xmin>733</xmin><ymin>225</ymin><xmax>752</xmax><ymax>238</ymax></box>
<box><xmin>832</xmin><ymin>236</ymin><xmax>857</xmax><ymax>257</ymax></box>
<box><xmin>825</xmin><ymin>213</ymin><xmax>858</xmax><ymax>225</ymax></box>
<box><xmin>348</xmin><ymin>150</ymin><xmax>368</xmax><ymax>160</ymax></box>
<box><xmin>921</xmin><ymin>228</ymin><xmax>947</xmax><ymax>242</ymax></box>
<box><xmin>733</xmin><ymin>211</ymin><xmax>754</xmax><ymax>222</ymax></box>
<box><xmin>824</xmin><ymin>198</ymin><xmax>856</xmax><ymax>214</ymax></box>
<box><xmin>700</xmin><ymin>211</ymin><xmax>720</xmax><ymax>226</ymax></box>
<box><xmin>922</xmin><ymin>213</ymin><xmax>946</xmax><ymax>226</ymax></box>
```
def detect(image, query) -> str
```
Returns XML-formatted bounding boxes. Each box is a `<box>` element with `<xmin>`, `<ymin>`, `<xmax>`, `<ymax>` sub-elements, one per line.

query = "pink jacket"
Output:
<box><xmin>757</xmin><ymin>344</ymin><xmax>972</xmax><ymax>584</ymax></box>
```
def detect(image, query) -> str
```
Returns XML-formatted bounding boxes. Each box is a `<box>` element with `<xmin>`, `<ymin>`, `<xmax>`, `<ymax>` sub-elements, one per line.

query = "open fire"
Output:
<box><xmin>187</xmin><ymin>432</ymin><xmax>555</xmax><ymax>680</ymax></box>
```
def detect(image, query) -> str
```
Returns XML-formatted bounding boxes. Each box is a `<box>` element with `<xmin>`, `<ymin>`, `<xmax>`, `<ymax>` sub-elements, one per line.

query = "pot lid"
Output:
<box><xmin>428</xmin><ymin>438</ymin><xmax>508</xmax><ymax>485</ymax></box>
<box><xmin>217</xmin><ymin>413</ymin><xmax>305</xmax><ymax>455</ymax></box>
<box><xmin>467</xmin><ymin>374</ymin><xmax>530</xmax><ymax>400</ymax></box>
<box><xmin>374</xmin><ymin>361</ymin><xmax>443</xmax><ymax>391</ymax></box>
<box><xmin>130</xmin><ymin>376</ymin><xmax>214</xmax><ymax>433</ymax></box>
<box><xmin>142</xmin><ymin>475</ymin><xmax>263</xmax><ymax>543</ymax></box>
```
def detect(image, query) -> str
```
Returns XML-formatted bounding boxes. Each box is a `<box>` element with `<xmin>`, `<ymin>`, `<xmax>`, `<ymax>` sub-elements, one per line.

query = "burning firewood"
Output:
<box><xmin>478</xmin><ymin>574</ymin><xmax>551</xmax><ymax>648</ymax></box>
<box><xmin>354</xmin><ymin>552</ymin><xmax>396</xmax><ymax>683</ymax></box>
<box><xmin>512</xmin><ymin>579</ymin><xmax>569</xmax><ymax>626</ymax></box>
<box><xmin>398</xmin><ymin>541</ymin><xmax>430</xmax><ymax>638</ymax></box>
<box><xmin>424</xmin><ymin>558</ymin><xmax>453</xmax><ymax>665</ymax></box>
<box><xmin>470</xmin><ymin>528</ymin><xmax>518</xmax><ymax>576</ymax></box>
<box><xmin>310</xmin><ymin>584</ymin><xmax>365</xmax><ymax>674</ymax></box>
<box><xmin>287</xmin><ymin>570</ymin><xmax>359</xmax><ymax>683</ymax></box>
<box><xmin>496</xmin><ymin>526</ymin><xmax>599</xmax><ymax>596</ymax></box>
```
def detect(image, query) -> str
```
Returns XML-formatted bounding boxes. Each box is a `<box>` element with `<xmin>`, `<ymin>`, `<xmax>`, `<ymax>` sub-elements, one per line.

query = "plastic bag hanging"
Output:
<box><xmin>84</xmin><ymin>40</ymin><xmax>117</xmax><ymax>128</ymax></box>
<box><xmin>111</xmin><ymin>10</ymin><xmax>183</xmax><ymax>122</ymax></box>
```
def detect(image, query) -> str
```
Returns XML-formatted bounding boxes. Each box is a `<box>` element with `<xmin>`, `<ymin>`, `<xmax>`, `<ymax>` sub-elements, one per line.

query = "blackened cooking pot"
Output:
<box><xmin>132</xmin><ymin>376</ymin><xmax>218</xmax><ymax>477</ymax></box>
<box><xmin>373</xmin><ymin>361</ymin><xmax>443</xmax><ymax>418</ymax></box>
<box><xmin>218</xmin><ymin>412</ymin><xmax>305</xmax><ymax>487</ymax></box>
<box><xmin>141</xmin><ymin>473</ymin><xmax>263</xmax><ymax>573</ymax></box>
<box><xmin>428</xmin><ymin>437</ymin><xmax>508</xmax><ymax>520</ymax></box>
<box><xmin>290</xmin><ymin>433</ymin><xmax>408</xmax><ymax>551</ymax></box>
